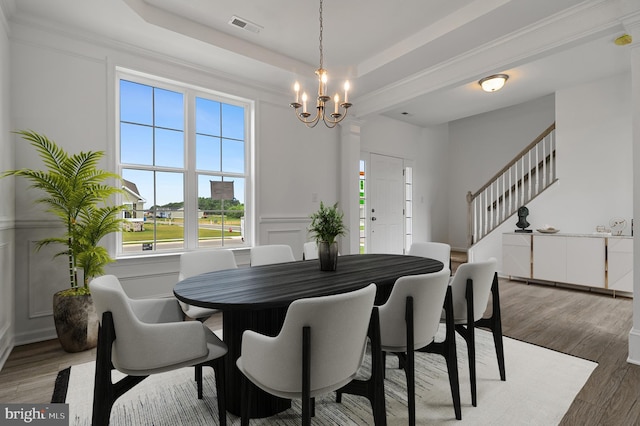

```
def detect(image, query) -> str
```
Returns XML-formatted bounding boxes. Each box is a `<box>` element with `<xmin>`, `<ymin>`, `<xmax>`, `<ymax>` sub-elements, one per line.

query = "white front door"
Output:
<box><xmin>369</xmin><ymin>153</ymin><xmax>404</xmax><ymax>254</ymax></box>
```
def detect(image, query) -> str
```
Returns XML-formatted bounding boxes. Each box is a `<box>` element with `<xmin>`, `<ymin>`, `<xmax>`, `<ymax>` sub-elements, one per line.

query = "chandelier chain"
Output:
<box><xmin>318</xmin><ymin>0</ymin><xmax>324</xmax><ymax>69</ymax></box>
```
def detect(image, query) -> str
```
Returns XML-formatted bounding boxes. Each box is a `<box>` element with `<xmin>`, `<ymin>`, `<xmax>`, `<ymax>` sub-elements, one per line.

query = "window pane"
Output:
<box><xmin>196</xmin><ymin>97</ymin><xmax>221</xmax><ymax>136</ymax></box>
<box><xmin>121</xmin><ymin>169</ymin><xmax>153</xmax><ymax>254</ymax></box>
<box><xmin>222</xmin><ymin>139</ymin><xmax>244</xmax><ymax>173</ymax></box>
<box><xmin>154</xmin><ymin>88</ymin><xmax>184</xmax><ymax>130</ymax></box>
<box><xmin>155</xmin><ymin>172</ymin><xmax>184</xmax><ymax>251</ymax></box>
<box><xmin>197</xmin><ymin>175</ymin><xmax>244</xmax><ymax>247</ymax></box>
<box><xmin>121</xmin><ymin>123</ymin><xmax>153</xmax><ymax>165</ymax></box>
<box><xmin>155</xmin><ymin>128</ymin><xmax>184</xmax><ymax>168</ymax></box>
<box><xmin>120</xmin><ymin>169</ymin><xmax>184</xmax><ymax>253</ymax></box>
<box><xmin>196</xmin><ymin>134</ymin><xmax>221</xmax><ymax>171</ymax></box>
<box><xmin>222</xmin><ymin>103</ymin><xmax>244</xmax><ymax>140</ymax></box>
<box><xmin>120</xmin><ymin>80</ymin><xmax>152</xmax><ymax>125</ymax></box>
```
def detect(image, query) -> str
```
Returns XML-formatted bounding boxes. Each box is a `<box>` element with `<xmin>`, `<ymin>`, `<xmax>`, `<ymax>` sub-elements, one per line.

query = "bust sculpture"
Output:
<box><xmin>515</xmin><ymin>206</ymin><xmax>532</xmax><ymax>233</ymax></box>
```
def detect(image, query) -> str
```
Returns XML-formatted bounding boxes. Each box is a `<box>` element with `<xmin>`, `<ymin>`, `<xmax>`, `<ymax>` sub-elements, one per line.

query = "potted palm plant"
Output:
<box><xmin>308</xmin><ymin>201</ymin><xmax>347</xmax><ymax>271</ymax></box>
<box><xmin>2</xmin><ymin>130</ymin><xmax>124</xmax><ymax>352</ymax></box>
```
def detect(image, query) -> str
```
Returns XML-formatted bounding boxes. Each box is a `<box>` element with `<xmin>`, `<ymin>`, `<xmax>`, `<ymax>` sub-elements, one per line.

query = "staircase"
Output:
<box><xmin>467</xmin><ymin>123</ymin><xmax>557</xmax><ymax>245</ymax></box>
<box><xmin>450</xmin><ymin>250</ymin><xmax>468</xmax><ymax>274</ymax></box>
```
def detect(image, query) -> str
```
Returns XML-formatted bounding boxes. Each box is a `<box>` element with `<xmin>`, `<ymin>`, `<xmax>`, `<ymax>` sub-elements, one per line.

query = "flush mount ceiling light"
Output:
<box><xmin>479</xmin><ymin>74</ymin><xmax>509</xmax><ymax>92</ymax></box>
<box><xmin>289</xmin><ymin>0</ymin><xmax>351</xmax><ymax>128</ymax></box>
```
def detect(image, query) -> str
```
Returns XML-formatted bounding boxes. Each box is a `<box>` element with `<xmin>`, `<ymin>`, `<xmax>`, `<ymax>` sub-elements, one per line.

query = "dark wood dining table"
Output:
<box><xmin>173</xmin><ymin>253</ymin><xmax>443</xmax><ymax>418</ymax></box>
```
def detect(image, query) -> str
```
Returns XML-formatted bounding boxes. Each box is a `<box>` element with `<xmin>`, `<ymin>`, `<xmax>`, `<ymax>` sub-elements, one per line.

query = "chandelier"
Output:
<box><xmin>290</xmin><ymin>0</ymin><xmax>351</xmax><ymax>128</ymax></box>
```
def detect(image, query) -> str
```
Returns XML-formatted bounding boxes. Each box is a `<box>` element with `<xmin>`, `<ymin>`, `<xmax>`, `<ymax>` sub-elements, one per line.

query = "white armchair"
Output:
<box><xmin>448</xmin><ymin>258</ymin><xmax>505</xmax><ymax>407</ymax></box>
<box><xmin>408</xmin><ymin>241</ymin><xmax>451</xmax><ymax>271</ymax></box>
<box><xmin>236</xmin><ymin>284</ymin><xmax>377</xmax><ymax>425</ymax></box>
<box><xmin>377</xmin><ymin>269</ymin><xmax>452</xmax><ymax>425</ymax></box>
<box><xmin>250</xmin><ymin>244</ymin><xmax>295</xmax><ymax>266</ymax></box>
<box><xmin>302</xmin><ymin>241</ymin><xmax>319</xmax><ymax>260</ymax></box>
<box><xmin>90</xmin><ymin>275</ymin><xmax>228</xmax><ymax>426</ymax></box>
<box><xmin>178</xmin><ymin>249</ymin><xmax>237</xmax><ymax>320</ymax></box>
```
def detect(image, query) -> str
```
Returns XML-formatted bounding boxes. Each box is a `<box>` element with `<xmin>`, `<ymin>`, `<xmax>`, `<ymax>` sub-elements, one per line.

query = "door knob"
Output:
<box><xmin>371</xmin><ymin>217</ymin><xmax>377</xmax><ymax>221</ymax></box>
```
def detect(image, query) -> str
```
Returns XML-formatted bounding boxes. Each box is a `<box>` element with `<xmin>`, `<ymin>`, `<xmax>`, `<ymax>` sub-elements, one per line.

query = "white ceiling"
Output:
<box><xmin>7</xmin><ymin>0</ymin><xmax>638</xmax><ymax>127</ymax></box>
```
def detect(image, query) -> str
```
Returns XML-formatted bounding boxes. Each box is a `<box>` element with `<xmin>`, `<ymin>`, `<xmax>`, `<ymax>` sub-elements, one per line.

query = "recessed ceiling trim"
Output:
<box><xmin>358</xmin><ymin>0</ymin><xmax>510</xmax><ymax>77</ymax></box>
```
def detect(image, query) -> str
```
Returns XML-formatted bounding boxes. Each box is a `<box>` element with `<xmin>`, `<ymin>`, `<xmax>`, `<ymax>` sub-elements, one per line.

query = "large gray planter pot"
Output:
<box><xmin>318</xmin><ymin>241</ymin><xmax>339</xmax><ymax>271</ymax></box>
<box><xmin>53</xmin><ymin>291</ymin><xmax>99</xmax><ymax>353</ymax></box>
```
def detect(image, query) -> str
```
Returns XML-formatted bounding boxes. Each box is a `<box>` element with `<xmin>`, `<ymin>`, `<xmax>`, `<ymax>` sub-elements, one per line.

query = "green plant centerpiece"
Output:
<box><xmin>308</xmin><ymin>201</ymin><xmax>346</xmax><ymax>271</ymax></box>
<box><xmin>2</xmin><ymin>130</ymin><xmax>124</xmax><ymax>352</ymax></box>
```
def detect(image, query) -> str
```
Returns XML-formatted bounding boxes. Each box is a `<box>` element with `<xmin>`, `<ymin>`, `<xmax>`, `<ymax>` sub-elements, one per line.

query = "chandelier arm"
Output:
<box><xmin>293</xmin><ymin>106</ymin><xmax>322</xmax><ymax>128</ymax></box>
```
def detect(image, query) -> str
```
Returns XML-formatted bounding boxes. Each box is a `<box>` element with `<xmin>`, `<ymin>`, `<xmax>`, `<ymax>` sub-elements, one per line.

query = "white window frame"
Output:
<box><xmin>115</xmin><ymin>68</ymin><xmax>254</xmax><ymax>257</ymax></box>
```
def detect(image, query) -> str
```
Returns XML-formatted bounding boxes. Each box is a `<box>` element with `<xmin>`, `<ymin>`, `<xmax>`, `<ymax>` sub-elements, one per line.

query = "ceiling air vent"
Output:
<box><xmin>229</xmin><ymin>16</ymin><xmax>263</xmax><ymax>34</ymax></box>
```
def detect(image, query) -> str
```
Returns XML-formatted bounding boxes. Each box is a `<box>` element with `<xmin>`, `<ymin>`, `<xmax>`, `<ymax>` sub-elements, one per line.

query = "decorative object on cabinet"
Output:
<box><xmin>536</xmin><ymin>226</ymin><xmax>559</xmax><ymax>234</ymax></box>
<box><xmin>515</xmin><ymin>206</ymin><xmax>532</xmax><ymax>233</ymax></box>
<box><xmin>609</xmin><ymin>218</ymin><xmax>627</xmax><ymax>236</ymax></box>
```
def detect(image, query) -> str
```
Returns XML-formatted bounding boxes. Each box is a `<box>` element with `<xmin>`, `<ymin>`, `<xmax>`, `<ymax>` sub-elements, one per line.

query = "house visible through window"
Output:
<box><xmin>117</xmin><ymin>70</ymin><xmax>251</xmax><ymax>255</ymax></box>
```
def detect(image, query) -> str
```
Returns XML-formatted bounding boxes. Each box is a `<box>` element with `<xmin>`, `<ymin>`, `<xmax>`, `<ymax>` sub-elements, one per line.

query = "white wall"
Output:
<box><xmin>360</xmin><ymin>115</ymin><xmax>449</xmax><ymax>249</ymax></box>
<box><xmin>547</xmin><ymin>73</ymin><xmax>632</xmax><ymax>233</ymax></box>
<box><xmin>7</xmin><ymin>21</ymin><xmax>342</xmax><ymax>344</ymax></box>
<box><xmin>0</xmin><ymin>3</ymin><xmax>15</xmax><ymax>369</ymax></box>
<box><xmin>447</xmin><ymin>95</ymin><xmax>556</xmax><ymax>250</ymax></box>
<box><xmin>470</xmin><ymin>73</ymin><xmax>633</xmax><ymax>273</ymax></box>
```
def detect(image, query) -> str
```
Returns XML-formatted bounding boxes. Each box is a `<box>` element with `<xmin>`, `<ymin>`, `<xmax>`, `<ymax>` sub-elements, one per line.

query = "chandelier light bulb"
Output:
<box><xmin>294</xmin><ymin>81</ymin><xmax>300</xmax><ymax>102</ymax></box>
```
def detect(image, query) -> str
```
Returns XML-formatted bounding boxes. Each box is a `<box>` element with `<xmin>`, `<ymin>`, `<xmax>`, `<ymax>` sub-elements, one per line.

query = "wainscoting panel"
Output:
<box><xmin>0</xmin><ymin>237</ymin><xmax>14</xmax><ymax>370</ymax></box>
<box><xmin>28</xmin><ymin>241</ymin><xmax>69</xmax><ymax>319</ymax></box>
<box><xmin>258</xmin><ymin>216</ymin><xmax>311</xmax><ymax>260</ymax></box>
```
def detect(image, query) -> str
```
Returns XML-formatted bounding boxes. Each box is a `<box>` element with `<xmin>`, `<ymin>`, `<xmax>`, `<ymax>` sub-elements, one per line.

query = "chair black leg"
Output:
<box><xmin>92</xmin><ymin>316</ymin><xmax>116</xmax><ymax>426</ymax></box>
<box><xmin>196</xmin><ymin>365</ymin><xmax>203</xmax><ymax>399</ymax></box>
<box><xmin>405</xmin><ymin>297</ymin><xmax>416</xmax><ymax>426</ymax></box>
<box><xmin>476</xmin><ymin>273</ymin><xmax>506</xmax><ymax>382</ymax></box>
<box><xmin>212</xmin><ymin>358</ymin><xmax>227</xmax><ymax>426</ymax></box>
<box><xmin>92</xmin><ymin>312</ymin><xmax>147</xmax><ymax>426</ymax></box>
<box><xmin>302</xmin><ymin>326</ymin><xmax>312</xmax><ymax>426</ymax></box>
<box><xmin>422</xmin><ymin>286</ymin><xmax>461</xmax><ymax>420</ymax></box>
<box><xmin>240</xmin><ymin>374</ymin><xmax>251</xmax><ymax>426</ymax></box>
<box><xmin>459</xmin><ymin>278</ymin><xmax>477</xmax><ymax>407</ymax></box>
<box><xmin>336</xmin><ymin>308</ymin><xmax>387</xmax><ymax>426</ymax></box>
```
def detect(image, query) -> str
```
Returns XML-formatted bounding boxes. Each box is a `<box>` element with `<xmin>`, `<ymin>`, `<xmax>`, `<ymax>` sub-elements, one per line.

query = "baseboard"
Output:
<box><xmin>14</xmin><ymin>326</ymin><xmax>57</xmax><ymax>346</ymax></box>
<box><xmin>628</xmin><ymin>327</ymin><xmax>640</xmax><ymax>365</ymax></box>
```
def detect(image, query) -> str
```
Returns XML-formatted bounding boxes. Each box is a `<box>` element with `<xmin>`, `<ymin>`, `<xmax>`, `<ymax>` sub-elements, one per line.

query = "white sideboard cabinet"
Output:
<box><xmin>502</xmin><ymin>233</ymin><xmax>632</xmax><ymax>294</ymax></box>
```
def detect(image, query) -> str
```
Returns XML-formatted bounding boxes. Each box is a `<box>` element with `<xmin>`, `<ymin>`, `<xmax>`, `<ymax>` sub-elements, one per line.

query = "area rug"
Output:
<box><xmin>53</xmin><ymin>329</ymin><xmax>596</xmax><ymax>425</ymax></box>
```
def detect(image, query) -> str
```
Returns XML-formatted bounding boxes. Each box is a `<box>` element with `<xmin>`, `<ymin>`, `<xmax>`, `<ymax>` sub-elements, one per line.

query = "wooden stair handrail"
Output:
<box><xmin>470</xmin><ymin>123</ymin><xmax>555</xmax><ymax>200</ymax></box>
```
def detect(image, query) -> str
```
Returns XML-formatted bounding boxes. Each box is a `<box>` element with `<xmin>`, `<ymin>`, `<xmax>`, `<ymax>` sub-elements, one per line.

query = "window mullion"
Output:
<box><xmin>185</xmin><ymin>91</ymin><xmax>197</xmax><ymax>249</ymax></box>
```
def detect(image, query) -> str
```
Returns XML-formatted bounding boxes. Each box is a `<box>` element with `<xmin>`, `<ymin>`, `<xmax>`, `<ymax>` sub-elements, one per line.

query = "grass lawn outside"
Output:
<box><xmin>123</xmin><ymin>221</ymin><xmax>241</xmax><ymax>244</ymax></box>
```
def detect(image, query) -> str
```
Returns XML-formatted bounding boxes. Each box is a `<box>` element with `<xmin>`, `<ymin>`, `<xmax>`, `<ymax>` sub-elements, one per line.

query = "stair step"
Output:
<box><xmin>450</xmin><ymin>251</ymin><xmax>468</xmax><ymax>263</ymax></box>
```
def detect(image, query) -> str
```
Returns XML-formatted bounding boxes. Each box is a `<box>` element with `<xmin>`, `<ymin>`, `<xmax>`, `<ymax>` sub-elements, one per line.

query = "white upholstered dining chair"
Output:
<box><xmin>236</xmin><ymin>284</ymin><xmax>378</xmax><ymax>425</ymax></box>
<box><xmin>250</xmin><ymin>244</ymin><xmax>295</xmax><ymax>266</ymax></box>
<box><xmin>408</xmin><ymin>241</ymin><xmax>451</xmax><ymax>271</ymax></box>
<box><xmin>377</xmin><ymin>269</ymin><xmax>453</xmax><ymax>425</ymax></box>
<box><xmin>447</xmin><ymin>257</ymin><xmax>505</xmax><ymax>407</ymax></box>
<box><xmin>178</xmin><ymin>249</ymin><xmax>237</xmax><ymax>320</ymax></box>
<box><xmin>90</xmin><ymin>275</ymin><xmax>228</xmax><ymax>426</ymax></box>
<box><xmin>302</xmin><ymin>241</ymin><xmax>319</xmax><ymax>260</ymax></box>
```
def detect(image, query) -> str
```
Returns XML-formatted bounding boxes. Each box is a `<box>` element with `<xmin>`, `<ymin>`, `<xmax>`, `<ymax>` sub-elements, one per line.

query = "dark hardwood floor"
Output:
<box><xmin>1</xmin><ymin>279</ymin><xmax>638</xmax><ymax>425</ymax></box>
